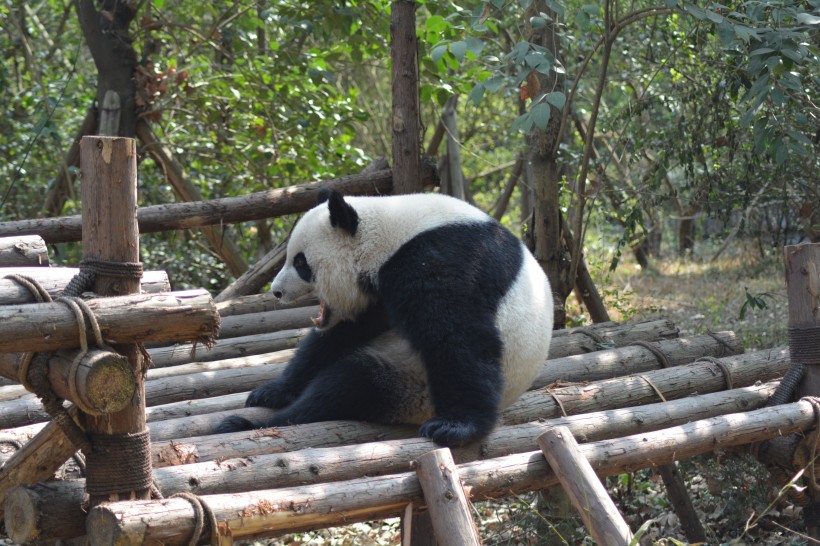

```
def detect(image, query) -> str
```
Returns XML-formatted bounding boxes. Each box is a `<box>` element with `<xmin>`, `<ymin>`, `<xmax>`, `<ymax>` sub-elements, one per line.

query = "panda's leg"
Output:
<box><xmin>414</xmin><ymin>322</ymin><xmax>505</xmax><ymax>447</ymax></box>
<box><xmin>245</xmin><ymin>303</ymin><xmax>390</xmax><ymax>410</ymax></box>
<box><xmin>248</xmin><ymin>351</ymin><xmax>401</xmax><ymax>429</ymax></box>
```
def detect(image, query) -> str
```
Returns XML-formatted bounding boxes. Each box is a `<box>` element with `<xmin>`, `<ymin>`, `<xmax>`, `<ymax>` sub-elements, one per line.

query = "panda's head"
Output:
<box><xmin>270</xmin><ymin>188</ymin><xmax>373</xmax><ymax>330</ymax></box>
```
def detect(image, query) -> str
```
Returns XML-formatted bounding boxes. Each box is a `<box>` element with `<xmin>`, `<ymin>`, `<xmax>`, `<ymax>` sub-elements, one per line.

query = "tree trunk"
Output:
<box><xmin>75</xmin><ymin>1</ymin><xmax>138</xmax><ymax>138</ymax></box>
<box><xmin>524</xmin><ymin>1</ymin><xmax>571</xmax><ymax>328</ymax></box>
<box><xmin>391</xmin><ymin>0</ymin><xmax>422</xmax><ymax>194</ymax></box>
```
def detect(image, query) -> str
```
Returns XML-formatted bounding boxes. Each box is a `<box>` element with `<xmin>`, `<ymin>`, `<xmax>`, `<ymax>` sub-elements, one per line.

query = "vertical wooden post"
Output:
<box><xmin>538</xmin><ymin>426</ymin><xmax>634</xmax><ymax>546</ymax></box>
<box><xmin>786</xmin><ymin>243</ymin><xmax>820</xmax><ymax>538</ymax></box>
<box><xmin>391</xmin><ymin>0</ymin><xmax>422</xmax><ymax>195</ymax></box>
<box><xmin>79</xmin><ymin>135</ymin><xmax>151</xmax><ymax>505</ymax></box>
<box><xmin>414</xmin><ymin>449</ymin><xmax>481</xmax><ymax>546</ymax></box>
<box><xmin>789</xmin><ymin>243</ymin><xmax>820</xmax><ymax>399</ymax></box>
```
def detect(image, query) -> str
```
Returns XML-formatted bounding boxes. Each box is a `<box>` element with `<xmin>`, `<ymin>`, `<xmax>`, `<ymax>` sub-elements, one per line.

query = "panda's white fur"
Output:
<box><xmin>221</xmin><ymin>190</ymin><xmax>554</xmax><ymax>446</ymax></box>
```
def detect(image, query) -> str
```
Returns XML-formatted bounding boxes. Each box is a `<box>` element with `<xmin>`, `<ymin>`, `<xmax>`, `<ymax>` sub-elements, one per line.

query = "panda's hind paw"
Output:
<box><xmin>418</xmin><ymin>417</ymin><xmax>483</xmax><ymax>447</ymax></box>
<box><xmin>216</xmin><ymin>415</ymin><xmax>256</xmax><ymax>434</ymax></box>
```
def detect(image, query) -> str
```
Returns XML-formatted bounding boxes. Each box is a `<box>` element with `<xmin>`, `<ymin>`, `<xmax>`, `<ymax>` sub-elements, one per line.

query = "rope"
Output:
<box><xmin>630</xmin><ymin>340</ymin><xmax>671</xmax><ymax>369</ymax></box>
<box><xmin>638</xmin><ymin>374</ymin><xmax>667</xmax><ymax>402</ymax></box>
<box><xmin>172</xmin><ymin>492</ymin><xmax>219</xmax><ymax>546</ymax></box>
<box><xmin>4</xmin><ymin>274</ymin><xmax>51</xmax><ymax>302</ymax></box>
<box><xmin>705</xmin><ymin>331</ymin><xmax>737</xmax><ymax>356</ymax></box>
<box><xmin>570</xmin><ymin>327</ymin><xmax>611</xmax><ymax>351</ymax></box>
<box><xmin>696</xmin><ymin>356</ymin><xmax>734</xmax><ymax>390</ymax></box>
<box><xmin>85</xmin><ymin>431</ymin><xmax>153</xmax><ymax>495</ymax></box>
<box><xmin>766</xmin><ymin>362</ymin><xmax>806</xmax><ymax>407</ymax></box>
<box><xmin>790</xmin><ymin>326</ymin><xmax>820</xmax><ymax>366</ymax></box>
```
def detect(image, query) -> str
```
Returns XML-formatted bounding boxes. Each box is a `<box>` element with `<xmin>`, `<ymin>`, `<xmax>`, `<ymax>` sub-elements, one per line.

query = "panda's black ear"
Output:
<box><xmin>323</xmin><ymin>189</ymin><xmax>359</xmax><ymax>236</ymax></box>
<box><xmin>316</xmin><ymin>187</ymin><xmax>333</xmax><ymax>205</ymax></box>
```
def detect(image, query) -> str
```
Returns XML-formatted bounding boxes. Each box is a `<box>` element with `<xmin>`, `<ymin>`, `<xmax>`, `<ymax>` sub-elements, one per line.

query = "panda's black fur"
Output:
<box><xmin>218</xmin><ymin>189</ymin><xmax>553</xmax><ymax>446</ymax></box>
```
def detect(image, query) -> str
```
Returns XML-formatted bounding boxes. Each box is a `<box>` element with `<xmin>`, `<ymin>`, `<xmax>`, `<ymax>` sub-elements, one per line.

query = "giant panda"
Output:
<box><xmin>218</xmin><ymin>188</ymin><xmax>554</xmax><ymax>446</ymax></box>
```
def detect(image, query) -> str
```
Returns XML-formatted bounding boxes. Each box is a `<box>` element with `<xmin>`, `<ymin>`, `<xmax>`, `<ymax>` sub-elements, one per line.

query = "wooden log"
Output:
<box><xmin>0</xmin><ymin>409</ymin><xmax>80</xmax><ymax>520</ymax></box>
<box><xmin>143</xmin><ymin>335</ymin><xmax>762</xmax><ymax>439</ymax></box>
<box><xmin>79</xmin><ymin>135</ymin><xmax>150</xmax><ymax>507</ymax></box>
<box><xmin>217</xmin><ymin>306</ymin><xmax>316</xmax><ymax>339</ymax></box>
<box><xmin>0</xmin><ymin>267</ymin><xmax>170</xmax><ymax>305</ymax></box>
<box><xmin>0</xmin><ymin>169</ymin><xmax>395</xmax><ymax>244</ymax></box>
<box><xmin>147</xmin><ymin>351</ymin><xmax>294</xmax><ymax>381</ymax></box>
<box><xmin>0</xmin><ymin>289</ymin><xmax>218</xmax><ymax>353</ymax></box>
<box><xmin>4</xmin><ymin>481</ymin><xmax>86</xmax><ymax>544</ymax></box>
<box><xmin>414</xmin><ymin>448</ymin><xmax>480</xmax><ymax>546</ymax></box>
<box><xmin>0</xmin><ymin>349</ymin><xmax>134</xmax><ymax>415</ymax></box>
<box><xmin>548</xmin><ymin>318</ymin><xmax>678</xmax><ymax>358</ymax></box>
<box><xmin>215</xmin><ymin>292</ymin><xmax>317</xmax><ymax>317</ymax></box>
<box><xmin>1</xmin><ymin>383</ymin><xmax>781</xmax><ymax>541</ymax></box>
<box><xmin>149</xmin><ymin>329</ymin><xmax>306</xmax><ymax>368</ymax></box>
<box><xmin>213</xmin><ymin>240</ymin><xmax>285</xmax><ymax>304</ymax></box>
<box><xmin>84</xmin><ymin>399</ymin><xmax>817</xmax><ymax>544</ymax></box>
<box><xmin>534</xmin><ymin>331</ymin><xmax>740</xmax><ymax>387</ymax></box>
<box><xmin>538</xmin><ymin>426</ymin><xmax>633</xmax><ymax>545</ymax></box>
<box><xmin>148</xmin><ymin>378</ymin><xmax>780</xmax><ymax>471</ymax></box>
<box><xmin>657</xmin><ymin>463</ymin><xmax>707</xmax><ymax>543</ymax></box>
<box><xmin>0</xmin><ymin>236</ymin><xmax>48</xmax><ymax>267</ymax></box>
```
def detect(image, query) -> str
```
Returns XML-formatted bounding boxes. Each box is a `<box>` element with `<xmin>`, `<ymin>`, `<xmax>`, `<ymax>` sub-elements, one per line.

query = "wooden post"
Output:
<box><xmin>538</xmin><ymin>426</ymin><xmax>633</xmax><ymax>545</ymax></box>
<box><xmin>79</xmin><ymin>135</ymin><xmax>152</xmax><ymax>505</ymax></box>
<box><xmin>391</xmin><ymin>0</ymin><xmax>422</xmax><ymax>194</ymax></box>
<box><xmin>787</xmin><ymin>243</ymin><xmax>820</xmax><ymax>538</ymax></box>
<box><xmin>414</xmin><ymin>449</ymin><xmax>481</xmax><ymax>546</ymax></box>
<box><xmin>789</xmin><ymin>243</ymin><xmax>820</xmax><ymax>399</ymax></box>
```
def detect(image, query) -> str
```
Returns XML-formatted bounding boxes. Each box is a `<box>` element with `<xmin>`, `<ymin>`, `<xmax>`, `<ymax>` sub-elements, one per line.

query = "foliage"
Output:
<box><xmin>0</xmin><ymin>0</ymin><xmax>817</xmax><ymax>290</ymax></box>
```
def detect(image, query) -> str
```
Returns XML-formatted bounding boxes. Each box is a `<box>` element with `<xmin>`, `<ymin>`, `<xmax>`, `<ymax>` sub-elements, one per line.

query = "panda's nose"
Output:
<box><xmin>272</xmin><ymin>290</ymin><xmax>283</xmax><ymax>299</ymax></box>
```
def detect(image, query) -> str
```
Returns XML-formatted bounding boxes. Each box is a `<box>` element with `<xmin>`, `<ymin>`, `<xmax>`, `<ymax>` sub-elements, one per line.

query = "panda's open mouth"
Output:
<box><xmin>311</xmin><ymin>300</ymin><xmax>331</xmax><ymax>329</ymax></box>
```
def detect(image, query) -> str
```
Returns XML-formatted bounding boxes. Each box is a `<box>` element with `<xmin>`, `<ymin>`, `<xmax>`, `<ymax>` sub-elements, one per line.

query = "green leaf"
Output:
<box><xmin>468</xmin><ymin>83</ymin><xmax>486</xmax><ymax>105</ymax></box>
<box><xmin>450</xmin><ymin>40</ymin><xmax>467</xmax><ymax>61</ymax></box>
<box><xmin>545</xmin><ymin>0</ymin><xmax>564</xmax><ymax>17</ymax></box>
<box><xmin>787</xmin><ymin>130</ymin><xmax>813</xmax><ymax>147</ymax></box>
<box><xmin>510</xmin><ymin>112</ymin><xmax>533</xmax><ymax>133</ymax></box>
<box><xmin>545</xmin><ymin>91</ymin><xmax>566</xmax><ymax>109</ymax></box>
<box><xmin>525</xmin><ymin>52</ymin><xmax>548</xmax><ymax>67</ymax></box>
<box><xmin>483</xmin><ymin>75</ymin><xmax>505</xmax><ymax>92</ymax></box>
<box><xmin>490</xmin><ymin>0</ymin><xmax>505</xmax><ymax>8</ymax></box>
<box><xmin>465</xmin><ymin>37</ymin><xmax>485</xmax><ymax>56</ymax></box>
<box><xmin>531</xmin><ymin>102</ymin><xmax>551</xmax><ymax>130</ymax></box>
<box><xmin>530</xmin><ymin>16</ymin><xmax>547</xmax><ymax>28</ymax></box>
<box><xmin>431</xmin><ymin>44</ymin><xmax>448</xmax><ymax>63</ymax></box>
<box><xmin>425</xmin><ymin>15</ymin><xmax>449</xmax><ymax>32</ymax></box>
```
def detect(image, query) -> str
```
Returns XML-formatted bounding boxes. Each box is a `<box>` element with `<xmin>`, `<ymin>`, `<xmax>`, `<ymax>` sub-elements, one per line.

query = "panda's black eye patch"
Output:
<box><xmin>293</xmin><ymin>252</ymin><xmax>313</xmax><ymax>282</ymax></box>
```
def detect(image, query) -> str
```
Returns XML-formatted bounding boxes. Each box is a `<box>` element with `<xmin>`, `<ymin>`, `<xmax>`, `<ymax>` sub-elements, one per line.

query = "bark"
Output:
<box><xmin>0</xmin><ymin>267</ymin><xmax>170</xmax><ymax>305</ymax></box>
<box><xmin>391</xmin><ymin>0</ymin><xmax>422</xmax><ymax>194</ymax></box>
<box><xmin>217</xmin><ymin>306</ymin><xmax>317</xmax><ymax>339</ymax></box>
<box><xmin>136</xmin><ymin>120</ymin><xmax>248</xmax><ymax>278</ymax></box>
<box><xmin>84</xmin><ymin>399</ymin><xmax>816</xmax><ymax>544</ymax></box>
<box><xmin>9</xmin><ymin>382</ymin><xmax>778</xmax><ymax>542</ymax></box>
<box><xmin>75</xmin><ymin>0</ymin><xmax>138</xmax><ymax>137</ymax></box>
<box><xmin>440</xmin><ymin>96</ymin><xmax>466</xmax><ymax>201</ymax></box>
<box><xmin>148</xmin><ymin>329</ymin><xmax>306</xmax><ymax>368</ymax></box>
<box><xmin>0</xmin><ymin>289</ymin><xmax>218</xmax><ymax>353</ymax></box>
<box><xmin>0</xmin><ymin>169</ymin><xmax>395</xmax><ymax>244</ymax></box>
<box><xmin>524</xmin><ymin>1</ymin><xmax>571</xmax><ymax>328</ymax></box>
<box><xmin>0</xmin><ymin>236</ymin><xmax>48</xmax><ymax>266</ymax></box>
<box><xmin>538</xmin><ymin>427</ymin><xmax>633</xmax><ymax>545</ymax></box>
<box><xmin>657</xmin><ymin>463</ymin><xmax>707</xmax><ymax>543</ymax></box>
<box><xmin>414</xmin><ymin>449</ymin><xmax>481</xmax><ymax>545</ymax></box>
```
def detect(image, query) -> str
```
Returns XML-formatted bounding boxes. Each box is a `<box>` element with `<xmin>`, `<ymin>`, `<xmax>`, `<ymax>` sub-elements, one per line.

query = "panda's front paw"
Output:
<box><xmin>216</xmin><ymin>415</ymin><xmax>256</xmax><ymax>434</ymax></box>
<box><xmin>245</xmin><ymin>379</ymin><xmax>297</xmax><ymax>409</ymax></box>
<box><xmin>418</xmin><ymin>417</ymin><xmax>484</xmax><ymax>447</ymax></box>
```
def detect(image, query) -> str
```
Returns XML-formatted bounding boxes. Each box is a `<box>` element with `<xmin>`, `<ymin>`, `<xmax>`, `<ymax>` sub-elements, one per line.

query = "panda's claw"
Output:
<box><xmin>418</xmin><ymin>417</ymin><xmax>482</xmax><ymax>447</ymax></box>
<box><xmin>245</xmin><ymin>380</ymin><xmax>297</xmax><ymax>409</ymax></box>
<box><xmin>216</xmin><ymin>415</ymin><xmax>256</xmax><ymax>434</ymax></box>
